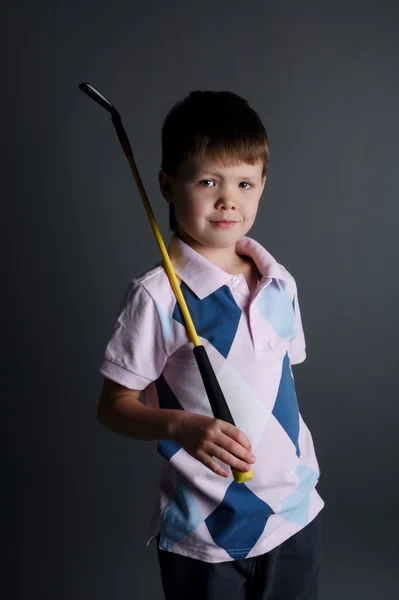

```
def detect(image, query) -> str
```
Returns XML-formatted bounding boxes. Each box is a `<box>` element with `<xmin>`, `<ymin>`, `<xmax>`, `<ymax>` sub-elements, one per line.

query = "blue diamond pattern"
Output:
<box><xmin>205</xmin><ymin>481</ymin><xmax>274</xmax><ymax>559</ymax></box>
<box><xmin>257</xmin><ymin>280</ymin><xmax>295</xmax><ymax>340</ymax></box>
<box><xmin>277</xmin><ymin>466</ymin><xmax>319</xmax><ymax>526</ymax></box>
<box><xmin>156</xmin><ymin>374</ymin><xmax>183</xmax><ymax>460</ymax></box>
<box><xmin>160</xmin><ymin>471</ymin><xmax>204</xmax><ymax>551</ymax></box>
<box><xmin>172</xmin><ymin>282</ymin><xmax>241</xmax><ymax>358</ymax></box>
<box><xmin>156</xmin><ymin>374</ymin><xmax>184</xmax><ymax>411</ymax></box>
<box><xmin>272</xmin><ymin>352</ymin><xmax>300</xmax><ymax>456</ymax></box>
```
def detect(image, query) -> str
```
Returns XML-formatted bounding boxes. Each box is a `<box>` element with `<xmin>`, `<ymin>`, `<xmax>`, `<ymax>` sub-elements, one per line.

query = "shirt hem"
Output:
<box><xmin>149</xmin><ymin>491</ymin><xmax>325</xmax><ymax>563</ymax></box>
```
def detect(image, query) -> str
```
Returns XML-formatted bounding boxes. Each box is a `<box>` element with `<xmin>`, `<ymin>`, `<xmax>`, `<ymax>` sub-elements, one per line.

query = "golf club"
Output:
<box><xmin>79</xmin><ymin>82</ymin><xmax>253</xmax><ymax>483</ymax></box>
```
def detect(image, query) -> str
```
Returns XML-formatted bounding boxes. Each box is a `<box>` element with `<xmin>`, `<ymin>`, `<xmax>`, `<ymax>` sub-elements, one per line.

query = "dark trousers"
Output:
<box><xmin>157</xmin><ymin>512</ymin><xmax>322</xmax><ymax>600</ymax></box>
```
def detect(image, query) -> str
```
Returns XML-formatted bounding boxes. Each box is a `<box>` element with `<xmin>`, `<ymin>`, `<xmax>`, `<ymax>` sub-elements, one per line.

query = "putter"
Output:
<box><xmin>79</xmin><ymin>82</ymin><xmax>253</xmax><ymax>483</ymax></box>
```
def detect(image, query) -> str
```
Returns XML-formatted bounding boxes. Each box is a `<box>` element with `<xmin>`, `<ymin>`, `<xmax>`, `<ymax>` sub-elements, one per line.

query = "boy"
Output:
<box><xmin>97</xmin><ymin>90</ymin><xmax>324</xmax><ymax>599</ymax></box>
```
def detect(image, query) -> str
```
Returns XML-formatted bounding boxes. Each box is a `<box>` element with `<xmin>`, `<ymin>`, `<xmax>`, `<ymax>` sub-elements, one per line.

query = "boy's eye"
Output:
<box><xmin>198</xmin><ymin>180</ymin><xmax>253</xmax><ymax>189</ymax></box>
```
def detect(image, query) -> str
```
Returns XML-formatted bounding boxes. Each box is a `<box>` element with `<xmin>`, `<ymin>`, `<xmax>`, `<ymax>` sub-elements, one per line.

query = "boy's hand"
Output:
<box><xmin>172</xmin><ymin>412</ymin><xmax>256</xmax><ymax>477</ymax></box>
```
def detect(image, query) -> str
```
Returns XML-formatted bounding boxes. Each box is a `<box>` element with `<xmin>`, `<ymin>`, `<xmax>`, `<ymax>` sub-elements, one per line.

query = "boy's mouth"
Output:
<box><xmin>210</xmin><ymin>220</ymin><xmax>239</xmax><ymax>228</ymax></box>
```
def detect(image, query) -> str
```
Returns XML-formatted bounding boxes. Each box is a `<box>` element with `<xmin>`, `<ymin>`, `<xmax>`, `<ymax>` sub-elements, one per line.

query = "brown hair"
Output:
<box><xmin>160</xmin><ymin>90</ymin><xmax>269</xmax><ymax>232</ymax></box>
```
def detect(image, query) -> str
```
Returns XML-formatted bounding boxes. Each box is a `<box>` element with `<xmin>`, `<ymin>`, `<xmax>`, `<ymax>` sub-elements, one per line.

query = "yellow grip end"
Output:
<box><xmin>232</xmin><ymin>467</ymin><xmax>254</xmax><ymax>483</ymax></box>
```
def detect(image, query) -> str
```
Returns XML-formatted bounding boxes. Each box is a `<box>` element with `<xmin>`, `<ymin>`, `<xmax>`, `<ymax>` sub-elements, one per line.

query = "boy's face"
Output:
<box><xmin>160</xmin><ymin>155</ymin><xmax>266</xmax><ymax>249</ymax></box>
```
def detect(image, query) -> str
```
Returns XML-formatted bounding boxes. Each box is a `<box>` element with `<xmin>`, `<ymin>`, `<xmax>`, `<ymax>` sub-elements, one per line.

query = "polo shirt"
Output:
<box><xmin>99</xmin><ymin>233</ymin><xmax>324</xmax><ymax>563</ymax></box>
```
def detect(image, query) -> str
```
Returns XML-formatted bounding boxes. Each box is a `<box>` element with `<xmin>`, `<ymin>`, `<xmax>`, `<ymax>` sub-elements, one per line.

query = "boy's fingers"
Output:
<box><xmin>219</xmin><ymin>421</ymin><xmax>252</xmax><ymax>451</ymax></box>
<box><xmin>214</xmin><ymin>446</ymin><xmax>253</xmax><ymax>473</ymax></box>
<box><xmin>216</xmin><ymin>435</ymin><xmax>255</xmax><ymax>465</ymax></box>
<box><xmin>218</xmin><ymin>426</ymin><xmax>254</xmax><ymax>459</ymax></box>
<box><xmin>197</xmin><ymin>450</ymin><xmax>229</xmax><ymax>478</ymax></box>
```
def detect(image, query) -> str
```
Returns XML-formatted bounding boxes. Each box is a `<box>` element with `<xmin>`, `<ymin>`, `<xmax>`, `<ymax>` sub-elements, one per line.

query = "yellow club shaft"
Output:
<box><xmin>126</xmin><ymin>155</ymin><xmax>201</xmax><ymax>348</ymax></box>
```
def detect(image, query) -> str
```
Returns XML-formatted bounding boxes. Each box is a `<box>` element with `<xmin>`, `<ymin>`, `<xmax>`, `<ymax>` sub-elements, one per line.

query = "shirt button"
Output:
<box><xmin>232</xmin><ymin>276</ymin><xmax>240</xmax><ymax>285</ymax></box>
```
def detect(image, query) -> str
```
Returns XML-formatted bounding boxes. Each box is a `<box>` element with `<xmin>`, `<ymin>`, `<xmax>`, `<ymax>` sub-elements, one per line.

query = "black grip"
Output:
<box><xmin>193</xmin><ymin>345</ymin><xmax>235</xmax><ymax>425</ymax></box>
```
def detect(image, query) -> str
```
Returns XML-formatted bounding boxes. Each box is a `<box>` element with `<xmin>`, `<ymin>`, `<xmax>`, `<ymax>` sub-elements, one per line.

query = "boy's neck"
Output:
<box><xmin>176</xmin><ymin>230</ymin><xmax>250</xmax><ymax>274</ymax></box>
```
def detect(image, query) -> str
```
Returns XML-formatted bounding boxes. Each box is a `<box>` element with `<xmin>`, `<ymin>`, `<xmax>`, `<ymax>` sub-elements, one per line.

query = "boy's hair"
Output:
<box><xmin>160</xmin><ymin>90</ymin><xmax>269</xmax><ymax>233</ymax></box>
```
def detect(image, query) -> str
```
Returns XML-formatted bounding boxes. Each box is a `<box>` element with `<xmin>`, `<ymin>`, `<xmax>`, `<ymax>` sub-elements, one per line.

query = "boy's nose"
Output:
<box><xmin>216</xmin><ymin>196</ymin><xmax>237</xmax><ymax>210</ymax></box>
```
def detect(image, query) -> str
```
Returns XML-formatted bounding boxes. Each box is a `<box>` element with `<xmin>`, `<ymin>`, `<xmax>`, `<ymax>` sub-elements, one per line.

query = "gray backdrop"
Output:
<box><xmin>3</xmin><ymin>1</ymin><xmax>399</xmax><ymax>598</ymax></box>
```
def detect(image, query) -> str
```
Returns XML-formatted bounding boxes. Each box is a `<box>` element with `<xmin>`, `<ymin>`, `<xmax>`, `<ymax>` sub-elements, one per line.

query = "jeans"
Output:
<box><xmin>157</xmin><ymin>512</ymin><xmax>322</xmax><ymax>600</ymax></box>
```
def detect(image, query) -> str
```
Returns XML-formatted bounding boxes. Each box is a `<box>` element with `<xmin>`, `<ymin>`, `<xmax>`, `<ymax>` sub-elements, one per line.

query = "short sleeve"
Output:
<box><xmin>99</xmin><ymin>280</ymin><xmax>168</xmax><ymax>390</ymax></box>
<box><xmin>288</xmin><ymin>282</ymin><xmax>307</xmax><ymax>365</ymax></box>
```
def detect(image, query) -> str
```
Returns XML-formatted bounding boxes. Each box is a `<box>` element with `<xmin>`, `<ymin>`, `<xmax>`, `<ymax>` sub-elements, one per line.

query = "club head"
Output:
<box><xmin>78</xmin><ymin>83</ymin><xmax>117</xmax><ymax>115</ymax></box>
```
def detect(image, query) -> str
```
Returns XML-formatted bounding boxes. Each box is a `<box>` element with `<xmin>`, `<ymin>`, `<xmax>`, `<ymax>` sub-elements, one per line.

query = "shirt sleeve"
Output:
<box><xmin>288</xmin><ymin>281</ymin><xmax>307</xmax><ymax>365</ymax></box>
<box><xmin>99</xmin><ymin>280</ymin><xmax>168</xmax><ymax>390</ymax></box>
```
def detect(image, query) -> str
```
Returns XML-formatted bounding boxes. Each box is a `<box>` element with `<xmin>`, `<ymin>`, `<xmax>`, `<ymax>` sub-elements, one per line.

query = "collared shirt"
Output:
<box><xmin>99</xmin><ymin>234</ymin><xmax>324</xmax><ymax>563</ymax></box>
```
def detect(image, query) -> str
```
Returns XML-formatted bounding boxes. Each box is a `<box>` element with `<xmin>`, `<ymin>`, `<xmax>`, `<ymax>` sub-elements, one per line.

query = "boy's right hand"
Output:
<box><xmin>172</xmin><ymin>412</ymin><xmax>256</xmax><ymax>477</ymax></box>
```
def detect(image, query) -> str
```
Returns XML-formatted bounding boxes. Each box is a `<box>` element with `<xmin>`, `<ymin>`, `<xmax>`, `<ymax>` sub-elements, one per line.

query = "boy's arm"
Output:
<box><xmin>97</xmin><ymin>377</ymin><xmax>255</xmax><ymax>476</ymax></box>
<box><xmin>97</xmin><ymin>376</ymin><xmax>183</xmax><ymax>442</ymax></box>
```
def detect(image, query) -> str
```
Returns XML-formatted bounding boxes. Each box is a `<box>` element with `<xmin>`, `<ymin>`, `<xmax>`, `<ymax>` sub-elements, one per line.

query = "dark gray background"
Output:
<box><xmin>3</xmin><ymin>1</ymin><xmax>398</xmax><ymax>598</ymax></box>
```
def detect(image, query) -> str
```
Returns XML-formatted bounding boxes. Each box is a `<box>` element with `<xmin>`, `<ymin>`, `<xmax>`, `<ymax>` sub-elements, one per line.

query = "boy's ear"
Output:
<box><xmin>261</xmin><ymin>175</ymin><xmax>267</xmax><ymax>192</ymax></box>
<box><xmin>158</xmin><ymin>170</ymin><xmax>174</xmax><ymax>204</ymax></box>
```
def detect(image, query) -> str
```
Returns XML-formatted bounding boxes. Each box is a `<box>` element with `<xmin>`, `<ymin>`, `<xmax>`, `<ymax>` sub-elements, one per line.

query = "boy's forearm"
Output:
<box><xmin>98</xmin><ymin>396</ymin><xmax>184</xmax><ymax>442</ymax></box>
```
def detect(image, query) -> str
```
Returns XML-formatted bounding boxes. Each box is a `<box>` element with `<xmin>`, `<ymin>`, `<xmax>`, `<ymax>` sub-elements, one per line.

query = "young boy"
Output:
<box><xmin>97</xmin><ymin>90</ymin><xmax>324</xmax><ymax>599</ymax></box>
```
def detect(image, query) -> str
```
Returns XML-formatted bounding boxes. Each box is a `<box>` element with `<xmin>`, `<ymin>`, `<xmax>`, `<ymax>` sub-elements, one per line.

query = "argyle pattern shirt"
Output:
<box><xmin>99</xmin><ymin>234</ymin><xmax>324</xmax><ymax>563</ymax></box>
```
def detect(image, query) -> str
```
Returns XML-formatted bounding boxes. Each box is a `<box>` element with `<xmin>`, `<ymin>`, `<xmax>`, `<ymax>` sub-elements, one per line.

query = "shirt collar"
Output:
<box><xmin>167</xmin><ymin>234</ymin><xmax>288</xmax><ymax>300</ymax></box>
